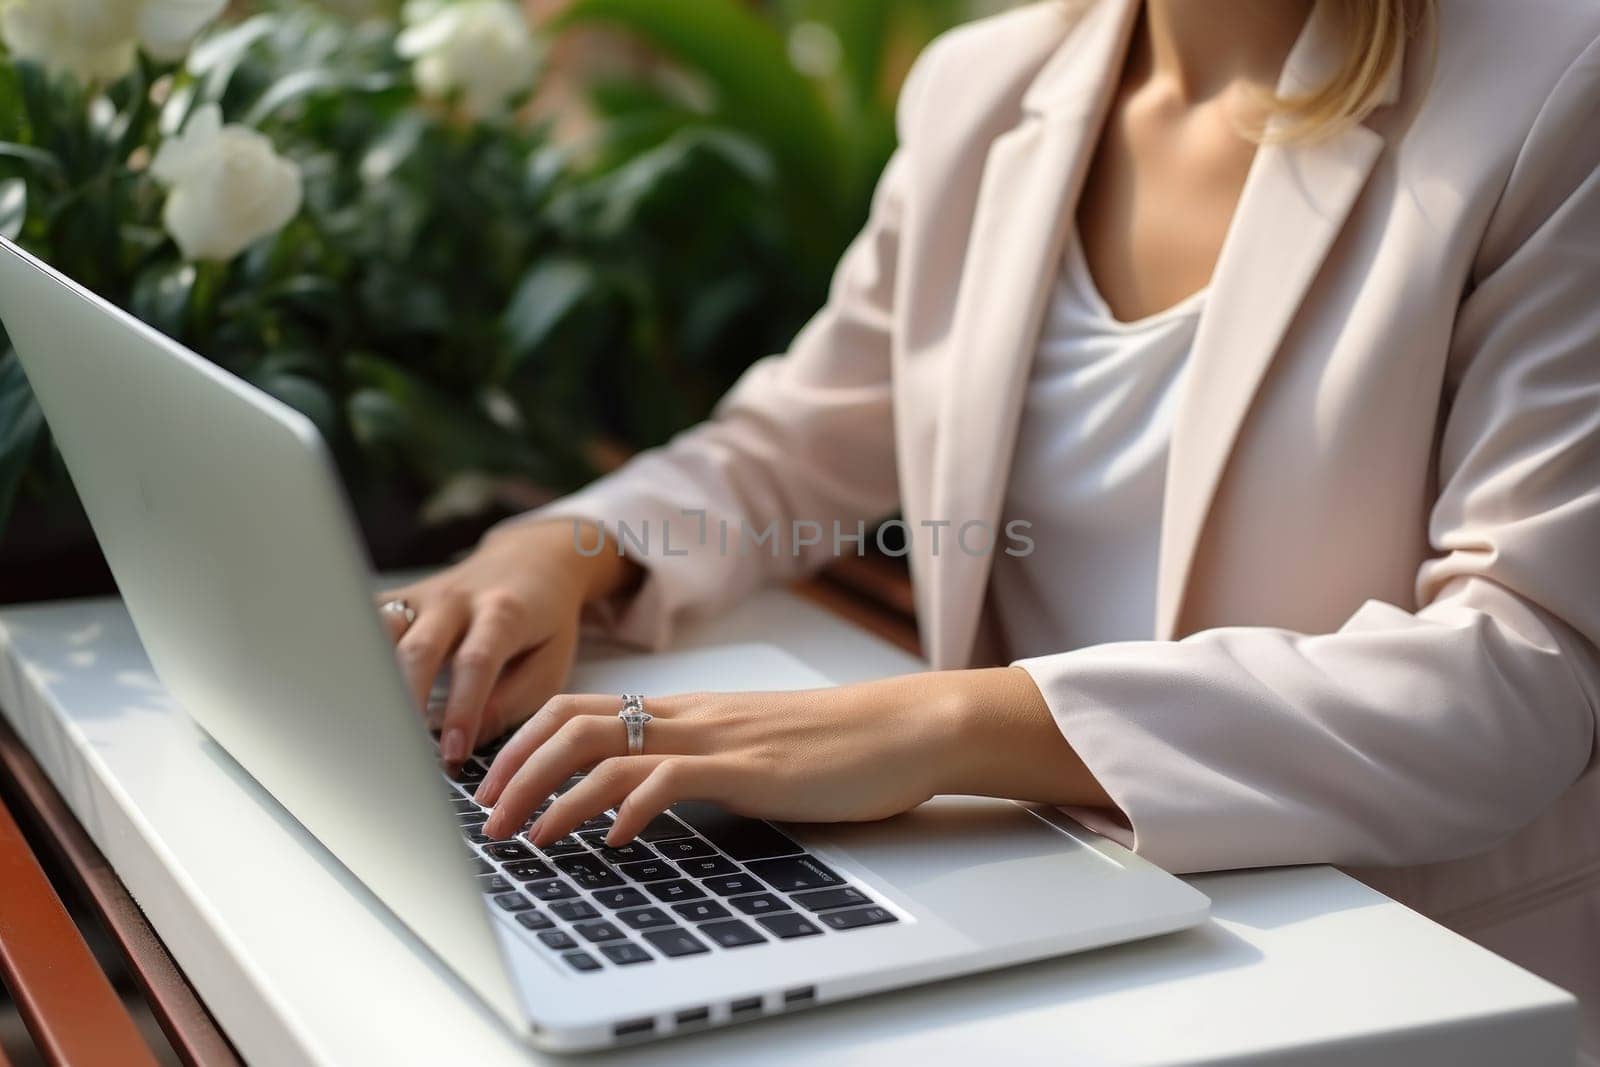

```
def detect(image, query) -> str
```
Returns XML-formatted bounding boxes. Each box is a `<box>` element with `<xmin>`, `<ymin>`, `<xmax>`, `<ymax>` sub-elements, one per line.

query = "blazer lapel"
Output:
<box><xmin>1153</xmin><ymin>3</ymin><xmax>1403</xmax><ymax>639</ymax></box>
<box><xmin>924</xmin><ymin>0</ymin><xmax>1139</xmax><ymax>668</ymax></box>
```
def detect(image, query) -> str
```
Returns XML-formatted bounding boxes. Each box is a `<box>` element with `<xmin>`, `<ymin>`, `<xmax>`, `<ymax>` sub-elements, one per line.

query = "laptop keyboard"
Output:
<box><xmin>444</xmin><ymin>738</ymin><xmax>898</xmax><ymax>974</ymax></box>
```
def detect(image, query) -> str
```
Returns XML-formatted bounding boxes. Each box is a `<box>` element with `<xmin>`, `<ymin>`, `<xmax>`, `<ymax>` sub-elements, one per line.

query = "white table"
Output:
<box><xmin>0</xmin><ymin>589</ymin><xmax>1577</xmax><ymax>1066</ymax></box>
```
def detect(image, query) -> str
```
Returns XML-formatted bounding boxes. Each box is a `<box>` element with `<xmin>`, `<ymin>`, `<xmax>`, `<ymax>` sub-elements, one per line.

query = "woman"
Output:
<box><xmin>382</xmin><ymin>0</ymin><xmax>1600</xmax><ymax>1049</ymax></box>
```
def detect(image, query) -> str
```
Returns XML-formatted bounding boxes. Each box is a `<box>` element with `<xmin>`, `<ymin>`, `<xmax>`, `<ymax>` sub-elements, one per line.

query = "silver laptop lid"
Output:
<box><xmin>0</xmin><ymin>237</ymin><xmax>524</xmax><ymax>1026</ymax></box>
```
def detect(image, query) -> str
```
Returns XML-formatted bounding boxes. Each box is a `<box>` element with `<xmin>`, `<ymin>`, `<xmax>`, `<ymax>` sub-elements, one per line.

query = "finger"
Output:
<box><xmin>394</xmin><ymin>598</ymin><xmax>468</xmax><ymax>717</ymax></box>
<box><xmin>378</xmin><ymin>604</ymin><xmax>411</xmax><ymax>644</ymax></box>
<box><xmin>607</xmin><ymin>757</ymin><xmax>734</xmax><ymax>846</ymax></box>
<box><xmin>483</xmin><ymin>712</ymin><xmax>700</xmax><ymax>838</ymax></box>
<box><xmin>438</xmin><ymin>609</ymin><xmax>528</xmax><ymax>764</ymax></box>
<box><xmin>476</xmin><ymin>693</ymin><xmax>617</xmax><ymax>805</ymax></box>
<box><xmin>528</xmin><ymin>755</ymin><xmax>667</xmax><ymax>846</ymax></box>
<box><xmin>472</xmin><ymin>643</ymin><xmax>578</xmax><ymax>803</ymax></box>
<box><xmin>374</xmin><ymin>587</ymin><xmax>418</xmax><ymax>645</ymax></box>
<box><xmin>478</xmin><ymin>627</ymin><xmax>578</xmax><ymax>754</ymax></box>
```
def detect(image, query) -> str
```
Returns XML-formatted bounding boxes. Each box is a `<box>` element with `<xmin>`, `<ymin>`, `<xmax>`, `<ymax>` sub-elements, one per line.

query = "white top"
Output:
<box><xmin>992</xmin><ymin>230</ymin><xmax>1206</xmax><ymax>660</ymax></box>
<box><xmin>0</xmin><ymin>590</ymin><xmax>1575</xmax><ymax>1066</ymax></box>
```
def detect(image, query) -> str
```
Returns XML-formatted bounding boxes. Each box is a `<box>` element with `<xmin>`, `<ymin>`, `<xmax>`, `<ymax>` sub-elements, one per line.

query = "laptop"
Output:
<box><xmin>0</xmin><ymin>236</ymin><xmax>1208</xmax><ymax>1050</ymax></box>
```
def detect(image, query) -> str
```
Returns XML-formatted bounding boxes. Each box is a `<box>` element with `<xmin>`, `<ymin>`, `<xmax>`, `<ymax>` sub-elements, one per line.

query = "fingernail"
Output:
<box><xmin>441</xmin><ymin>728</ymin><xmax>466</xmax><ymax>764</ymax></box>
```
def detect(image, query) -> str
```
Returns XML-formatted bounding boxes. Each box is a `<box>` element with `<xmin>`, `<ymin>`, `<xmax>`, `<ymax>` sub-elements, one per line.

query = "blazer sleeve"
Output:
<box><xmin>1018</xmin><ymin>41</ymin><xmax>1600</xmax><ymax>873</ymax></box>
<box><xmin>502</xmin><ymin>46</ymin><xmax>942</xmax><ymax>651</ymax></box>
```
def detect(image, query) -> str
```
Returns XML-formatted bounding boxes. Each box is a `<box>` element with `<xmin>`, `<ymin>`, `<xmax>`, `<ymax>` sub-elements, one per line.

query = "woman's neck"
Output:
<box><xmin>1138</xmin><ymin>0</ymin><xmax>1316</xmax><ymax>102</ymax></box>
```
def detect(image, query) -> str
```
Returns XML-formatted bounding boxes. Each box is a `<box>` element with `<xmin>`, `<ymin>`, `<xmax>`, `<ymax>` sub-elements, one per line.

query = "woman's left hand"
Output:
<box><xmin>474</xmin><ymin>667</ymin><xmax>1112</xmax><ymax>846</ymax></box>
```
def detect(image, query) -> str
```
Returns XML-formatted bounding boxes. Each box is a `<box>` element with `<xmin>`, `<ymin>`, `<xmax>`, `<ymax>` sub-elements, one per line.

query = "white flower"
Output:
<box><xmin>137</xmin><ymin>0</ymin><xmax>229</xmax><ymax>62</ymax></box>
<box><xmin>397</xmin><ymin>0</ymin><xmax>541</xmax><ymax>119</ymax></box>
<box><xmin>0</xmin><ymin>0</ymin><xmax>225</xmax><ymax>81</ymax></box>
<box><xmin>0</xmin><ymin>0</ymin><xmax>138</xmax><ymax>82</ymax></box>
<box><xmin>150</xmin><ymin>105</ymin><xmax>304</xmax><ymax>263</ymax></box>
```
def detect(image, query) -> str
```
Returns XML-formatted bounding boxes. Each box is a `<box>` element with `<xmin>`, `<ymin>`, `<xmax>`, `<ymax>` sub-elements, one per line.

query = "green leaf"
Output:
<box><xmin>346</xmin><ymin>354</ymin><xmax>540</xmax><ymax>481</ymax></box>
<box><xmin>584</xmin><ymin>127</ymin><xmax>774</xmax><ymax>237</ymax></box>
<box><xmin>0</xmin><ymin>142</ymin><xmax>64</xmax><ymax>180</ymax></box>
<box><xmin>129</xmin><ymin>261</ymin><xmax>198</xmax><ymax>339</ymax></box>
<box><xmin>558</xmin><ymin>0</ymin><xmax>846</xmax><ymax>214</ymax></box>
<box><xmin>347</xmin><ymin>386</ymin><xmax>412</xmax><ymax>454</ymax></box>
<box><xmin>0</xmin><ymin>179</ymin><xmax>25</xmax><ymax>241</ymax></box>
<box><xmin>244</xmin><ymin>69</ymin><xmax>400</xmax><ymax>127</ymax></box>
<box><xmin>503</xmin><ymin>258</ymin><xmax>596</xmax><ymax>367</ymax></box>
<box><xmin>0</xmin><ymin>346</ymin><xmax>45</xmax><ymax>541</ymax></box>
<box><xmin>188</xmin><ymin>14</ymin><xmax>281</xmax><ymax>101</ymax></box>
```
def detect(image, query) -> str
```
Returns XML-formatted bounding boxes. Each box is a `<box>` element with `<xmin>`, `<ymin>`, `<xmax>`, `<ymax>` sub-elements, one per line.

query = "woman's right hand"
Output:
<box><xmin>375</xmin><ymin>519</ymin><xmax>640</xmax><ymax>765</ymax></box>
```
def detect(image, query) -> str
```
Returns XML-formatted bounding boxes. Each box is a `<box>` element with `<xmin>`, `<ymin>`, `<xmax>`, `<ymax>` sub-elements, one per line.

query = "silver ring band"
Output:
<box><xmin>618</xmin><ymin>693</ymin><xmax>651</xmax><ymax>757</ymax></box>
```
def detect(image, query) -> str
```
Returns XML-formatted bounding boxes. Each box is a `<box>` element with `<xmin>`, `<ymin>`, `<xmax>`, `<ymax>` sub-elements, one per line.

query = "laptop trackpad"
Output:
<box><xmin>792</xmin><ymin>797</ymin><xmax>1129</xmax><ymax>940</ymax></box>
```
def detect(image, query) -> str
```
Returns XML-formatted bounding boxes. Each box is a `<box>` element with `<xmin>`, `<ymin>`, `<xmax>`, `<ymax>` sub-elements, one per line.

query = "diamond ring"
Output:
<box><xmin>380</xmin><ymin>598</ymin><xmax>417</xmax><ymax>630</ymax></box>
<box><xmin>618</xmin><ymin>693</ymin><xmax>651</xmax><ymax>756</ymax></box>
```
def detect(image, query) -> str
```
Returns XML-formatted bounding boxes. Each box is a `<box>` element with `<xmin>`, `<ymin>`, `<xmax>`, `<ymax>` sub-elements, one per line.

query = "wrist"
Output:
<box><xmin>486</xmin><ymin>518</ymin><xmax>644</xmax><ymax>604</ymax></box>
<box><xmin>928</xmin><ymin>666</ymin><xmax>1111</xmax><ymax>809</ymax></box>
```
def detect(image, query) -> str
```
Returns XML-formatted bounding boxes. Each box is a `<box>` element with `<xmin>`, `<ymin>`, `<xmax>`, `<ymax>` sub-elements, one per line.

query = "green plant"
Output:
<box><xmin>0</xmin><ymin>0</ymin><xmax>983</xmax><ymax>590</ymax></box>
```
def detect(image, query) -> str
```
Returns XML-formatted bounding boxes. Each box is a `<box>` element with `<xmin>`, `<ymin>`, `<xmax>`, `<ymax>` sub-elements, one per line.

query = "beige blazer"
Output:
<box><xmin>535</xmin><ymin>0</ymin><xmax>1600</xmax><ymax>1039</ymax></box>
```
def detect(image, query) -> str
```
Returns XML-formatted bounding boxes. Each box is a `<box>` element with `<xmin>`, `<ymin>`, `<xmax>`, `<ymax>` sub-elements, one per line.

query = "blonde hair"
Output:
<box><xmin>1263</xmin><ymin>0</ymin><xmax>1434</xmax><ymax>141</ymax></box>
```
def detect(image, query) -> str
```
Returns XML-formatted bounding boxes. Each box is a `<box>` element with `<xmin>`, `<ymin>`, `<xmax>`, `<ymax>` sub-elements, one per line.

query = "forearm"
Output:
<box><xmin>927</xmin><ymin>667</ymin><xmax>1115</xmax><ymax>810</ymax></box>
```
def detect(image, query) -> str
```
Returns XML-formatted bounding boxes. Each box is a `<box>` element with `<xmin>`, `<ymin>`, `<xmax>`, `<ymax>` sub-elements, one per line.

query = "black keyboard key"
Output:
<box><xmin>469</xmin><ymin>857</ymin><xmax>493</xmax><ymax>876</ymax></box>
<box><xmin>677</xmin><ymin>855</ymin><xmax>738</xmax><ymax>878</ymax></box>
<box><xmin>671</xmin><ymin>802</ymin><xmax>803</xmax><ymax>860</ymax></box>
<box><xmin>617</xmin><ymin>907</ymin><xmax>676</xmax><ymax>930</ymax></box>
<box><xmin>554</xmin><ymin>855</ymin><xmax>623</xmax><ymax>889</ymax></box>
<box><xmin>459</xmin><ymin>815</ymin><xmax>486</xmax><ymax>830</ymax></box>
<box><xmin>539</xmin><ymin>930</ymin><xmax>577</xmax><ymax>950</ymax></box>
<box><xmin>478</xmin><ymin>873</ymin><xmax>512</xmax><ymax>894</ymax></box>
<box><xmin>526</xmin><ymin>879</ymin><xmax>578</xmax><ymax>901</ymax></box>
<box><xmin>746</xmin><ymin>856</ymin><xmax>844</xmax><ymax>893</ymax></box>
<box><xmin>820</xmin><ymin>906</ymin><xmax>898</xmax><ymax>931</ymax></box>
<box><xmin>618</xmin><ymin>859</ymin><xmax>678</xmax><ymax>883</ymax></box>
<box><xmin>699</xmin><ymin>919</ymin><xmax>765</xmax><ymax>948</ymax></box>
<box><xmin>578</xmin><ymin>812</ymin><xmax>615</xmax><ymax>831</ymax></box>
<box><xmin>537</xmin><ymin>835</ymin><xmax>587</xmax><ymax>857</ymax></box>
<box><xmin>465</xmin><ymin>832</ymin><xmax>491</xmax><ymax>845</ymax></box>
<box><xmin>730</xmin><ymin>893</ymin><xmax>787</xmax><ymax>917</ymax></box>
<box><xmin>493</xmin><ymin>892</ymin><xmax>533</xmax><ymax>913</ymax></box>
<box><xmin>593</xmin><ymin>887</ymin><xmax>650</xmax><ymax>910</ymax></box>
<box><xmin>572</xmin><ymin>920</ymin><xmax>627</xmax><ymax>943</ymax></box>
<box><xmin>646</xmin><ymin>880</ymin><xmax>707</xmax><ymax>904</ymax></box>
<box><xmin>702</xmin><ymin>874</ymin><xmax>763</xmax><ymax>897</ymax></box>
<box><xmin>642</xmin><ymin>928</ymin><xmax>709</xmax><ymax>958</ymax></box>
<box><xmin>791</xmin><ymin>887</ymin><xmax>870</xmax><ymax>912</ymax></box>
<box><xmin>486</xmin><ymin>841</ymin><xmax>536</xmax><ymax>862</ymax></box>
<box><xmin>503</xmin><ymin>860</ymin><xmax>556</xmax><ymax>882</ymax></box>
<box><xmin>655</xmin><ymin>837</ymin><xmax>716</xmax><ymax>860</ymax></box>
<box><xmin>758</xmin><ymin>912</ymin><xmax>822</xmax><ymax>939</ymax></box>
<box><xmin>451</xmin><ymin>798</ymin><xmax>482</xmax><ymax>815</ymax></box>
<box><xmin>671</xmin><ymin>899</ymin><xmax>730</xmax><ymax>923</ymax></box>
<box><xmin>636</xmin><ymin>814</ymin><xmax>694</xmax><ymax>843</ymax></box>
<box><xmin>516</xmin><ymin>911</ymin><xmax>555</xmax><ymax>931</ymax></box>
<box><xmin>553</xmin><ymin>774</ymin><xmax>584</xmax><ymax>794</ymax></box>
<box><xmin>452</xmin><ymin>761</ymin><xmax>487</xmax><ymax>783</ymax></box>
<box><xmin>550</xmin><ymin>900</ymin><xmax>599</xmax><ymax>922</ymax></box>
<box><xmin>595</xmin><ymin>842</ymin><xmax>655</xmax><ymax>865</ymax></box>
<box><xmin>563</xmin><ymin>951</ymin><xmax>602</xmax><ymax>972</ymax></box>
<box><xmin>600</xmin><ymin>942</ymin><xmax>653</xmax><ymax>966</ymax></box>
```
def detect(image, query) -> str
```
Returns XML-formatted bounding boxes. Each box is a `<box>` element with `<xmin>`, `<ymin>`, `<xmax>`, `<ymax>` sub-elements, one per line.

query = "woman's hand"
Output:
<box><xmin>376</xmin><ymin>519</ymin><xmax>640</xmax><ymax>764</ymax></box>
<box><xmin>475</xmin><ymin>667</ymin><xmax>1113</xmax><ymax>845</ymax></box>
